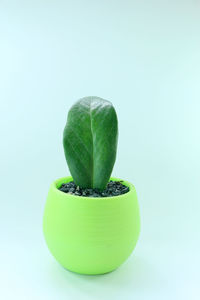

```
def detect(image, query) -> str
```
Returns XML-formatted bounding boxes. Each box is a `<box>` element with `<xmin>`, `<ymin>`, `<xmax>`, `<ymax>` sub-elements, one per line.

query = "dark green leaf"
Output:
<box><xmin>63</xmin><ymin>96</ymin><xmax>118</xmax><ymax>189</ymax></box>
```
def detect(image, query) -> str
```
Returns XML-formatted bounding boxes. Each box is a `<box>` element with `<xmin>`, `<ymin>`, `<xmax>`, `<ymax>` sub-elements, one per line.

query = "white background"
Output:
<box><xmin>0</xmin><ymin>1</ymin><xmax>199</xmax><ymax>299</ymax></box>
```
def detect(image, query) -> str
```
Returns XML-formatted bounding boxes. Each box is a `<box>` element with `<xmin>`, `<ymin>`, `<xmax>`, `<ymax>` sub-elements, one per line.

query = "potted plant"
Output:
<box><xmin>43</xmin><ymin>96</ymin><xmax>140</xmax><ymax>275</ymax></box>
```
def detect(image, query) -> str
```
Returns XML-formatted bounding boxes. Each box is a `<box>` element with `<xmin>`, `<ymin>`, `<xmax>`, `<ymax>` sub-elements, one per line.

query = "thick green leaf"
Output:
<box><xmin>63</xmin><ymin>96</ymin><xmax>118</xmax><ymax>190</ymax></box>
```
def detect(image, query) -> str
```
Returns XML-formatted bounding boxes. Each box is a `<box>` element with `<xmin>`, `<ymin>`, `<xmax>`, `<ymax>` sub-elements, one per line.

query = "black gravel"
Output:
<box><xmin>58</xmin><ymin>180</ymin><xmax>129</xmax><ymax>197</ymax></box>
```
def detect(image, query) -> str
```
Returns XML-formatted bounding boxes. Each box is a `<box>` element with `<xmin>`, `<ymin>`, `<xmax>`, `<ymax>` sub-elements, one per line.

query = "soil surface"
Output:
<box><xmin>58</xmin><ymin>180</ymin><xmax>129</xmax><ymax>197</ymax></box>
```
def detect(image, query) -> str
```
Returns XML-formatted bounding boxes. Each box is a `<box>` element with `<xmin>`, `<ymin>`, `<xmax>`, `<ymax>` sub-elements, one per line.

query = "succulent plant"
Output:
<box><xmin>63</xmin><ymin>96</ymin><xmax>118</xmax><ymax>190</ymax></box>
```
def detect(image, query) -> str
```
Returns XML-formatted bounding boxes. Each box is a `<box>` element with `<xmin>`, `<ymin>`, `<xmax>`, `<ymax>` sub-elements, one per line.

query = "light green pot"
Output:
<box><xmin>43</xmin><ymin>176</ymin><xmax>140</xmax><ymax>275</ymax></box>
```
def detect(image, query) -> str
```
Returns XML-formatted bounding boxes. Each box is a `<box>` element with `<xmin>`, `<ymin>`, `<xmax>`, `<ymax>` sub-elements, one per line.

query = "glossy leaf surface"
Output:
<box><xmin>63</xmin><ymin>96</ymin><xmax>118</xmax><ymax>189</ymax></box>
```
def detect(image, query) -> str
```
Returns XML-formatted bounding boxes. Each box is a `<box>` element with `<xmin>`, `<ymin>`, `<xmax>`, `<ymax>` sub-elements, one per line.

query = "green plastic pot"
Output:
<box><xmin>43</xmin><ymin>176</ymin><xmax>140</xmax><ymax>275</ymax></box>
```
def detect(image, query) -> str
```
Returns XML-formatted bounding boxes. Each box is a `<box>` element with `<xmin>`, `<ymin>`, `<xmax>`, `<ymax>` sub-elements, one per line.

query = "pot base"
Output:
<box><xmin>63</xmin><ymin>265</ymin><xmax>117</xmax><ymax>276</ymax></box>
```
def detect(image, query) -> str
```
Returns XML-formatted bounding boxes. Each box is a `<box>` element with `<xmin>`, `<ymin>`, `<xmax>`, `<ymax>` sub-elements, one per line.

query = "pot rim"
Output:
<box><xmin>52</xmin><ymin>176</ymin><xmax>136</xmax><ymax>200</ymax></box>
